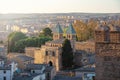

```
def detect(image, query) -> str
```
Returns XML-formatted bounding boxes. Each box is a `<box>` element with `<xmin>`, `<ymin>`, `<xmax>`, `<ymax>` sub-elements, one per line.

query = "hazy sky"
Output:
<box><xmin>0</xmin><ymin>0</ymin><xmax>120</xmax><ymax>13</ymax></box>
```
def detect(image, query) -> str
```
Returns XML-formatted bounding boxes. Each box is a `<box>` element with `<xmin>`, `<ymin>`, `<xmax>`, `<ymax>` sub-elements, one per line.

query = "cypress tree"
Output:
<box><xmin>62</xmin><ymin>39</ymin><xmax>73</xmax><ymax>69</ymax></box>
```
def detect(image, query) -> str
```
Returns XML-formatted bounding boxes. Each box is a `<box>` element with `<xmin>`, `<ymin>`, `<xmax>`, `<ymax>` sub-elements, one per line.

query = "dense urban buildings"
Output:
<box><xmin>0</xmin><ymin>13</ymin><xmax>120</xmax><ymax>41</ymax></box>
<box><xmin>25</xmin><ymin>23</ymin><xmax>95</xmax><ymax>71</ymax></box>
<box><xmin>0</xmin><ymin>13</ymin><xmax>120</xmax><ymax>80</ymax></box>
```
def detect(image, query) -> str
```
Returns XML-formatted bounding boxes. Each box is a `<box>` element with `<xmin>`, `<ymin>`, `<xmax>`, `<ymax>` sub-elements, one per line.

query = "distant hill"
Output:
<box><xmin>0</xmin><ymin>13</ymin><xmax>120</xmax><ymax>20</ymax></box>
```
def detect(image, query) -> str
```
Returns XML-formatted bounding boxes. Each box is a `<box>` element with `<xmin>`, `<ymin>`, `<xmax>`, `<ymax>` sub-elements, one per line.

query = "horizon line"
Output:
<box><xmin>0</xmin><ymin>12</ymin><xmax>120</xmax><ymax>14</ymax></box>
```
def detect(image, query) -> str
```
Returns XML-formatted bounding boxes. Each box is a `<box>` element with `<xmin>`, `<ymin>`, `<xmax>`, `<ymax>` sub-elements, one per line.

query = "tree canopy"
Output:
<box><xmin>8</xmin><ymin>31</ymin><xmax>52</xmax><ymax>53</ymax></box>
<box><xmin>14</xmin><ymin>36</ymin><xmax>52</xmax><ymax>53</ymax></box>
<box><xmin>8</xmin><ymin>32</ymin><xmax>27</xmax><ymax>52</ymax></box>
<box><xmin>39</xmin><ymin>27</ymin><xmax>52</xmax><ymax>37</ymax></box>
<box><xmin>62</xmin><ymin>39</ymin><xmax>73</xmax><ymax>69</ymax></box>
<box><xmin>73</xmin><ymin>19</ymin><xmax>97</xmax><ymax>41</ymax></box>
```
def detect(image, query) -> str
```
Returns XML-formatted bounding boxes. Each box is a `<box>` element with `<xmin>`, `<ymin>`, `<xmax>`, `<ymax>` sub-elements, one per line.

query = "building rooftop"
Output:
<box><xmin>7</xmin><ymin>53</ymin><xmax>34</xmax><ymax>62</ymax></box>
<box><xmin>75</xmin><ymin>67</ymin><xmax>95</xmax><ymax>72</ymax></box>
<box><xmin>0</xmin><ymin>67</ymin><xmax>11</xmax><ymax>70</ymax></box>
<box><xmin>26</xmin><ymin>64</ymin><xmax>47</xmax><ymax>70</ymax></box>
<box><xmin>13</xmin><ymin>73</ymin><xmax>42</xmax><ymax>80</ymax></box>
<box><xmin>66</xmin><ymin>23</ymin><xmax>76</xmax><ymax>34</ymax></box>
<box><xmin>53</xmin><ymin>23</ymin><xmax>63</xmax><ymax>33</ymax></box>
<box><xmin>95</xmin><ymin>24</ymin><xmax>120</xmax><ymax>31</ymax></box>
<box><xmin>17</xmin><ymin>55</ymin><xmax>34</xmax><ymax>61</ymax></box>
<box><xmin>53</xmin><ymin>75</ymin><xmax>82</xmax><ymax>80</ymax></box>
<box><xmin>0</xmin><ymin>65</ymin><xmax>11</xmax><ymax>70</ymax></box>
<box><xmin>47</xmin><ymin>39</ymin><xmax>64</xmax><ymax>44</ymax></box>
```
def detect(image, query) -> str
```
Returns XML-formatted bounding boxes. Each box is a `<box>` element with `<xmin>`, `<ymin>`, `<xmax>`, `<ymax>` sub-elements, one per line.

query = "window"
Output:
<box><xmin>32</xmin><ymin>70</ymin><xmax>35</xmax><ymax>73</ymax></box>
<box><xmin>46</xmin><ymin>51</ymin><xmax>48</xmax><ymax>56</ymax></box>
<box><xmin>52</xmin><ymin>52</ymin><xmax>55</xmax><ymax>56</ymax></box>
<box><xmin>3</xmin><ymin>70</ymin><xmax>6</xmax><ymax>74</ymax></box>
<box><xmin>3</xmin><ymin>77</ymin><xmax>6</xmax><ymax>80</ymax></box>
<box><xmin>104</xmin><ymin>56</ymin><xmax>111</xmax><ymax>61</ymax></box>
<box><xmin>73</xmin><ymin>35</ymin><xmax>76</xmax><ymax>39</ymax></box>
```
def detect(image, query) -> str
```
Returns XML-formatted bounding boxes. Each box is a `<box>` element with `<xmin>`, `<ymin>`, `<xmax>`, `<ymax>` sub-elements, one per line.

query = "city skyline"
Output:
<box><xmin>0</xmin><ymin>0</ymin><xmax>120</xmax><ymax>14</ymax></box>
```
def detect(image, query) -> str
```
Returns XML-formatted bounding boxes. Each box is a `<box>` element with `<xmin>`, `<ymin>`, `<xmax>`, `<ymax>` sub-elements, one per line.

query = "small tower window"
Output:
<box><xmin>52</xmin><ymin>52</ymin><xmax>55</xmax><ymax>56</ymax></box>
<box><xmin>46</xmin><ymin>51</ymin><xmax>48</xmax><ymax>56</ymax></box>
<box><xmin>69</xmin><ymin>35</ymin><xmax>71</xmax><ymax>39</ymax></box>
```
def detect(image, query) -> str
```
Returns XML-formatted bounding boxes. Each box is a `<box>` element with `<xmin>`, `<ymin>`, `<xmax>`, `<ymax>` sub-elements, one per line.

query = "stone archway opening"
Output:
<box><xmin>48</xmin><ymin>61</ymin><xmax>53</xmax><ymax>66</ymax></box>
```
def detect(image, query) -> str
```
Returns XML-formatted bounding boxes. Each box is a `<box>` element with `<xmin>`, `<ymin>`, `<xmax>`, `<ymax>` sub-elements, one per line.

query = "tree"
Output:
<box><xmin>42</xmin><ymin>27</ymin><xmax>52</xmax><ymax>37</ymax></box>
<box><xmin>62</xmin><ymin>39</ymin><xmax>73</xmax><ymax>69</ymax></box>
<box><xmin>8</xmin><ymin>32</ymin><xmax>27</xmax><ymax>52</ymax></box>
<box><xmin>14</xmin><ymin>36</ymin><xmax>52</xmax><ymax>53</ymax></box>
<box><xmin>73</xmin><ymin>20</ymin><xmax>88</xmax><ymax>41</ymax></box>
<box><xmin>73</xmin><ymin>20</ymin><xmax>97</xmax><ymax>41</ymax></box>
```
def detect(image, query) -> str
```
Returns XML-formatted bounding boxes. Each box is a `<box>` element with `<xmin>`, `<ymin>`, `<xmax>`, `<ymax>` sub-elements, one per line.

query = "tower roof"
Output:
<box><xmin>66</xmin><ymin>23</ymin><xmax>76</xmax><ymax>34</ymax></box>
<box><xmin>53</xmin><ymin>23</ymin><xmax>63</xmax><ymax>33</ymax></box>
<box><xmin>95</xmin><ymin>24</ymin><xmax>120</xmax><ymax>32</ymax></box>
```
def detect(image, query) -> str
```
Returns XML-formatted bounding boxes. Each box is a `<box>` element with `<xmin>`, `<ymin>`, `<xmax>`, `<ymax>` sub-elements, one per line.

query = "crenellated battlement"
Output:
<box><xmin>95</xmin><ymin>24</ymin><xmax>120</xmax><ymax>43</ymax></box>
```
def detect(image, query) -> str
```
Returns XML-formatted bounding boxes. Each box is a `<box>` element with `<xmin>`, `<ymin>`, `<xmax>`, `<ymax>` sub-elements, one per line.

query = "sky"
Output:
<box><xmin>0</xmin><ymin>0</ymin><xmax>120</xmax><ymax>13</ymax></box>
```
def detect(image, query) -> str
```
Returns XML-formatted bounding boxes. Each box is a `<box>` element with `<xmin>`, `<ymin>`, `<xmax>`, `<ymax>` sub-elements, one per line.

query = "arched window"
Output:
<box><xmin>48</xmin><ymin>61</ymin><xmax>53</xmax><ymax>66</ymax></box>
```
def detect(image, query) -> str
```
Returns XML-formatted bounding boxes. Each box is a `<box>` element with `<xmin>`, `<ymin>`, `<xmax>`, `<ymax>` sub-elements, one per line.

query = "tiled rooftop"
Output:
<box><xmin>47</xmin><ymin>39</ymin><xmax>64</xmax><ymax>44</ymax></box>
<box><xmin>66</xmin><ymin>23</ymin><xmax>76</xmax><ymax>34</ymax></box>
<box><xmin>17</xmin><ymin>55</ymin><xmax>34</xmax><ymax>61</ymax></box>
<box><xmin>53</xmin><ymin>23</ymin><xmax>63</xmax><ymax>33</ymax></box>
<box><xmin>53</xmin><ymin>75</ymin><xmax>82</xmax><ymax>80</ymax></box>
<box><xmin>26</xmin><ymin>64</ymin><xmax>47</xmax><ymax>70</ymax></box>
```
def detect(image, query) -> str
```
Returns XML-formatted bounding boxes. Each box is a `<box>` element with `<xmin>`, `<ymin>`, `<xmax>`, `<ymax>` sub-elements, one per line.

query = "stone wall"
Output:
<box><xmin>25</xmin><ymin>47</ymin><xmax>37</xmax><ymax>58</ymax></box>
<box><xmin>75</xmin><ymin>41</ymin><xmax>95</xmax><ymax>53</ymax></box>
<box><xmin>95</xmin><ymin>31</ymin><xmax>120</xmax><ymax>80</ymax></box>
